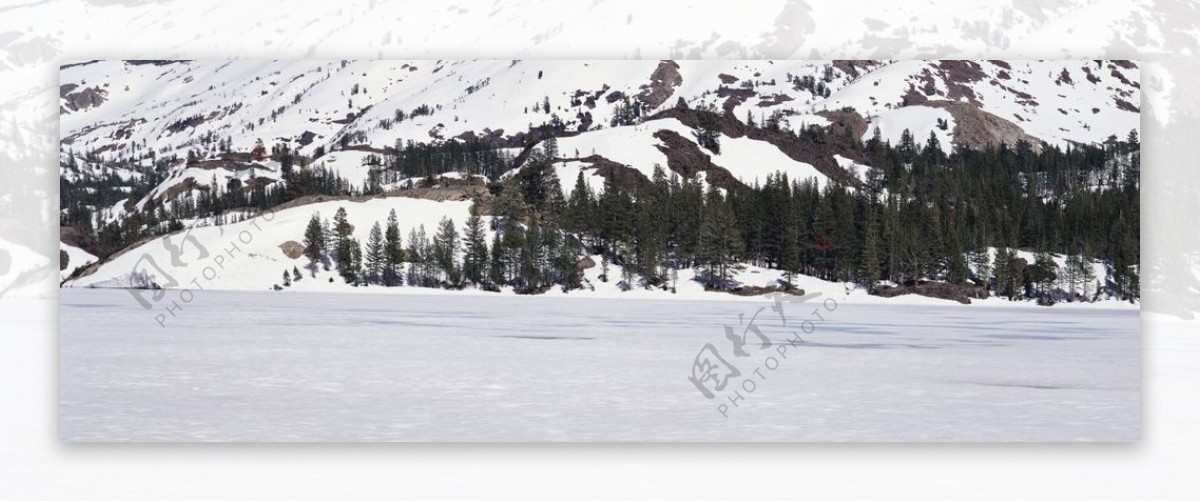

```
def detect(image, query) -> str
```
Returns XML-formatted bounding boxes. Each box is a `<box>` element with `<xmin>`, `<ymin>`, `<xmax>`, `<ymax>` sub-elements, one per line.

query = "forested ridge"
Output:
<box><xmin>284</xmin><ymin>123</ymin><xmax>1140</xmax><ymax>304</ymax></box>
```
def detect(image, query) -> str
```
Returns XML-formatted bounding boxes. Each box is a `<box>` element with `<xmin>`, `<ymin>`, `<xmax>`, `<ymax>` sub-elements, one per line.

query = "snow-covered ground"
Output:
<box><xmin>59</xmin><ymin>288</ymin><xmax>1139</xmax><ymax>441</ymax></box>
<box><xmin>59</xmin><ymin>242</ymin><xmax>97</xmax><ymax>281</ymax></box>
<box><xmin>60</xmin><ymin>60</ymin><xmax>1140</xmax><ymax>164</ymax></box>
<box><xmin>63</xmin><ymin>195</ymin><xmax>482</xmax><ymax>293</ymax></box>
<box><xmin>553</xmin><ymin>118</ymin><xmax>833</xmax><ymax>190</ymax></box>
<box><xmin>58</xmin><ymin>59</ymin><xmax>1140</xmax><ymax>232</ymax></box>
<box><xmin>60</xmin><ymin>189</ymin><xmax>1136</xmax><ymax>307</ymax></box>
<box><xmin>862</xmin><ymin>105</ymin><xmax>955</xmax><ymax>154</ymax></box>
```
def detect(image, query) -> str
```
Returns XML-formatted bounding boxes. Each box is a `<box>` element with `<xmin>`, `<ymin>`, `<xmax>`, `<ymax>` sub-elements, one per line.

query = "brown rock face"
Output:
<box><xmin>61</xmin><ymin>85</ymin><xmax>108</xmax><ymax>112</ymax></box>
<box><xmin>873</xmin><ymin>282</ymin><xmax>990</xmax><ymax>304</ymax></box>
<box><xmin>815</xmin><ymin>109</ymin><xmax>869</xmax><ymax>141</ymax></box>
<box><xmin>558</xmin><ymin>154</ymin><xmax>653</xmax><ymax>192</ymax></box>
<box><xmin>573</xmin><ymin>256</ymin><xmax>597</xmax><ymax>286</ymax></box>
<box><xmin>279</xmin><ymin>241</ymin><xmax>305</xmax><ymax>260</ymax></box>
<box><xmin>936</xmin><ymin>60</ymin><xmax>986</xmax><ymax>104</ymax></box>
<box><xmin>716</xmin><ymin>87</ymin><xmax>755</xmax><ymax>114</ymax></box>
<box><xmin>831</xmin><ymin>60</ymin><xmax>880</xmax><ymax>79</ymax></box>
<box><xmin>651</xmin><ymin>130</ymin><xmax>741</xmax><ymax>191</ymax></box>
<box><xmin>636</xmin><ymin>60</ymin><xmax>682</xmax><ymax>110</ymax></box>
<box><xmin>61</xmin><ymin>225</ymin><xmax>101</xmax><ymax>257</ymax></box>
<box><xmin>648</xmin><ymin>107</ymin><xmax>866</xmax><ymax>188</ymax></box>
<box><xmin>925</xmin><ymin>100</ymin><xmax>1045</xmax><ymax>152</ymax></box>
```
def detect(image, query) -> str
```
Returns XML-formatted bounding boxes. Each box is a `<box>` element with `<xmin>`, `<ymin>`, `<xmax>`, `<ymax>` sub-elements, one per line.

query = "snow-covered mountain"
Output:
<box><xmin>59</xmin><ymin>59</ymin><xmax>1140</xmax><ymax>302</ymax></box>
<box><xmin>60</xmin><ymin>59</ymin><xmax>1138</xmax><ymax>188</ymax></box>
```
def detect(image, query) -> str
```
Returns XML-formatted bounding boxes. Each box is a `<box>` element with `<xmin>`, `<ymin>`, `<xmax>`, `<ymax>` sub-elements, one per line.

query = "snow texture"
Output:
<box><xmin>59</xmin><ymin>288</ymin><xmax>1139</xmax><ymax>441</ymax></box>
<box><xmin>57</xmin><ymin>59</ymin><xmax>1140</xmax><ymax>225</ymax></box>
<box><xmin>59</xmin><ymin>242</ymin><xmax>97</xmax><ymax>281</ymax></box>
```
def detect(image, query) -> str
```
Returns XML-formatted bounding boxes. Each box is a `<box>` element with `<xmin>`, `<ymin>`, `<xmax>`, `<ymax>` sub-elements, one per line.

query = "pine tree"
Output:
<box><xmin>1078</xmin><ymin>255</ymin><xmax>1096</xmax><ymax>301</ymax></box>
<box><xmin>697</xmin><ymin>186</ymin><xmax>743</xmax><ymax>290</ymax></box>
<box><xmin>515</xmin><ymin>148</ymin><xmax>565</xmax><ymax>217</ymax></box>
<box><xmin>993</xmin><ymin>247</ymin><xmax>1015</xmax><ymax>300</ymax></box>
<box><xmin>1033</xmin><ymin>252</ymin><xmax>1058</xmax><ymax>304</ymax></box>
<box><xmin>493</xmin><ymin>178</ymin><xmax>527</xmax><ymax>224</ymax></box>
<box><xmin>365</xmin><ymin>221</ymin><xmax>384</xmax><ymax>284</ymax></box>
<box><xmin>597</xmin><ymin>177</ymin><xmax>633</xmax><ymax>253</ymax></box>
<box><xmin>407</xmin><ymin>225</ymin><xmax>431</xmax><ymax>287</ymax></box>
<box><xmin>898</xmin><ymin>128</ymin><xmax>916</xmax><ymax>163</ymax></box>
<box><xmin>556</xmin><ymin>234</ymin><xmax>581</xmax><ymax>291</ymax></box>
<box><xmin>320</xmin><ymin>217</ymin><xmax>334</xmax><ymax>260</ymax></box>
<box><xmin>564</xmin><ymin>171</ymin><xmax>595</xmax><ymax>239</ymax></box>
<box><xmin>303</xmin><ymin>212</ymin><xmax>325</xmax><ymax>277</ymax></box>
<box><xmin>434</xmin><ymin>216</ymin><xmax>460</xmax><ymax>286</ymax></box>
<box><xmin>383</xmin><ymin>209</ymin><xmax>403</xmax><ymax>286</ymax></box>
<box><xmin>461</xmin><ymin>213</ymin><xmax>489</xmax><ymax>286</ymax></box>
<box><xmin>333</xmin><ymin>206</ymin><xmax>356</xmax><ymax>282</ymax></box>
<box><xmin>947</xmin><ymin>232</ymin><xmax>968</xmax><ymax>284</ymax></box>
<box><xmin>282</xmin><ymin>270</ymin><xmax>291</xmax><ymax>287</ymax></box>
<box><xmin>693</xmin><ymin>103</ymin><xmax>722</xmax><ymax>154</ymax></box>
<box><xmin>348</xmin><ymin>237</ymin><xmax>363</xmax><ymax>285</ymax></box>
<box><xmin>1062</xmin><ymin>254</ymin><xmax>1082</xmax><ymax>300</ymax></box>
<box><xmin>500</xmin><ymin>220</ymin><xmax>525</xmax><ymax>286</ymax></box>
<box><xmin>634</xmin><ymin>199</ymin><xmax>665</xmax><ymax>285</ymax></box>
<box><xmin>971</xmin><ymin>247</ymin><xmax>992</xmax><ymax>287</ymax></box>
<box><xmin>542</xmin><ymin>135</ymin><xmax>558</xmax><ymax>159</ymax></box>
<box><xmin>780</xmin><ymin>220</ymin><xmax>801</xmax><ymax>290</ymax></box>
<box><xmin>859</xmin><ymin>207</ymin><xmax>882</xmax><ymax>291</ymax></box>
<box><xmin>674</xmin><ymin>174</ymin><xmax>704</xmax><ymax>268</ymax></box>
<box><xmin>924</xmin><ymin>129</ymin><xmax>943</xmax><ymax>164</ymax></box>
<box><xmin>619</xmin><ymin>249</ymin><xmax>634</xmax><ymax>290</ymax></box>
<box><xmin>488</xmin><ymin>233</ymin><xmax>506</xmax><ymax>286</ymax></box>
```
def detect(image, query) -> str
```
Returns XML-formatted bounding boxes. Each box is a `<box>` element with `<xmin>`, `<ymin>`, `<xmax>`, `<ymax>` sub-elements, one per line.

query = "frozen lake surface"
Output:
<box><xmin>59</xmin><ymin>288</ymin><xmax>1139</xmax><ymax>441</ymax></box>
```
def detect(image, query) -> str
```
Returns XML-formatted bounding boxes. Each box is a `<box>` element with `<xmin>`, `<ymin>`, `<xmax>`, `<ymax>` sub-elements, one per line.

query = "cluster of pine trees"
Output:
<box><xmin>62</xmin><ymin>145</ymin><xmax>360</xmax><ymax>259</ymax></box>
<box><xmin>367</xmin><ymin>137</ymin><xmax>515</xmax><ymax>190</ymax></box>
<box><xmin>289</xmin><ymin>203</ymin><xmax>582</xmax><ymax>294</ymax></box>
<box><xmin>65</xmin><ymin>99</ymin><xmax>1139</xmax><ymax>304</ymax></box>
<box><xmin>558</xmin><ymin>133</ymin><xmax>1137</xmax><ymax>302</ymax></box>
<box><xmin>279</xmin><ymin>124</ymin><xmax>1139</xmax><ymax>304</ymax></box>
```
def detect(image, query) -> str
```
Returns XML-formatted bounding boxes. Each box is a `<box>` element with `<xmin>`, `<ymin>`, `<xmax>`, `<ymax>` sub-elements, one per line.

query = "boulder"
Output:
<box><xmin>279</xmin><ymin>240</ymin><xmax>305</xmax><ymax>259</ymax></box>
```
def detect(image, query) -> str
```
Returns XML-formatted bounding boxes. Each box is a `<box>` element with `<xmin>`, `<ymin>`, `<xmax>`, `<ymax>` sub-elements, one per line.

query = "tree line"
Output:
<box><xmin>283</xmin><ymin>128</ymin><xmax>1138</xmax><ymax>304</ymax></box>
<box><xmin>65</xmin><ymin>112</ymin><xmax>1138</xmax><ymax>304</ymax></box>
<box><xmin>289</xmin><ymin>203</ymin><xmax>582</xmax><ymax>295</ymax></box>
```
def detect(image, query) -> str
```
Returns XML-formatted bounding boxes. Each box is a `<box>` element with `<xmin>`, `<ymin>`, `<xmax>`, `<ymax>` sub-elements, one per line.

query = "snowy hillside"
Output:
<box><xmin>60</xmin><ymin>60</ymin><xmax>1140</xmax><ymax>158</ymax></box>
<box><xmin>66</xmin><ymin>196</ymin><xmax>481</xmax><ymax>292</ymax></box>
<box><xmin>60</xmin><ymin>60</ymin><xmax>1139</xmax><ymax>214</ymax></box>
<box><xmin>59</xmin><ymin>60</ymin><xmax>1141</xmax><ymax>306</ymax></box>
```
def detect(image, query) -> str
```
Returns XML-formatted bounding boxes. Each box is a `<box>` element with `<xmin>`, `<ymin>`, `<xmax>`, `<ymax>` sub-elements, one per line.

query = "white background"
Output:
<box><xmin>2</xmin><ymin>0</ymin><xmax>1199</xmax><ymax>499</ymax></box>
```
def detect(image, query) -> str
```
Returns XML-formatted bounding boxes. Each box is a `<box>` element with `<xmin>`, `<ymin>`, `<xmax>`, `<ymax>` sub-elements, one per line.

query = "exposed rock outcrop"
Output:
<box><xmin>636</xmin><ymin>60</ymin><xmax>682</xmax><ymax>110</ymax></box>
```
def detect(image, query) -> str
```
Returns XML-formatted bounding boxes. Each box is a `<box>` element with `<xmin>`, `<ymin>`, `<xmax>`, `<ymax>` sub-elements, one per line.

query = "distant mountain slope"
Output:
<box><xmin>59</xmin><ymin>60</ymin><xmax>1140</xmax><ymax>304</ymax></box>
<box><xmin>60</xmin><ymin>60</ymin><xmax>1139</xmax><ymax>194</ymax></box>
<box><xmin>61</xmin><ymin>59</ymin><xmax>1139</xmax><ymax>147</ymax></box>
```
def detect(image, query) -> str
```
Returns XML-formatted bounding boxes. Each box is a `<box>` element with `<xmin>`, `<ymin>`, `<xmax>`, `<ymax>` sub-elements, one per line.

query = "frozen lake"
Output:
<box><xmin>59</xmin><ymin>288</ymin><xmax>1139</xmax><ymax>441</ymax></box>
